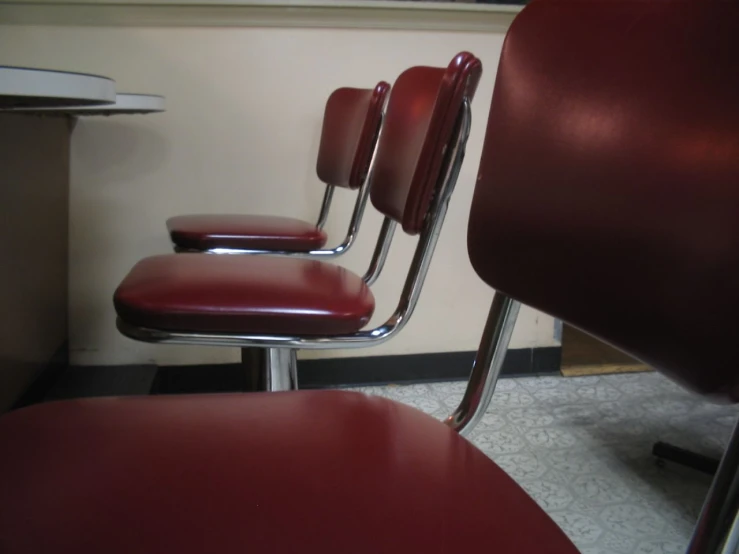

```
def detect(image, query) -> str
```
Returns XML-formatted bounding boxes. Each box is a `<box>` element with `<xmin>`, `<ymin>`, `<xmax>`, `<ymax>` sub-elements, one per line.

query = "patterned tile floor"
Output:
<box><xmin>353</xmin><ymin>372</ymin><xmax>738</xmax><ymax>554</ymax></box>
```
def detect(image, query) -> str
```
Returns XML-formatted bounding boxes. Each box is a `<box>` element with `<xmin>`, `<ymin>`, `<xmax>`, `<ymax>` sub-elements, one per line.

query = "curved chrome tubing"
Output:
<box><xmin>183</xmin><ymin>114</ymin><xmax>387</xmax><ymax>261</ymax></box>
<box><xmin>195</xmin><ymin>206</ymin><xmax>397</xmax><ymax>287</ymax></box>
<box><xmin>315</xmin><ymin>185</ymin><xmax>334</xmax><ymax>231</ymax></box>
<box><xmin>188</xmin><ymin>179</ymin><xmax>370</xmax><ymax>259</ymax></box>
<box><xmin>445</xmin><ymin>293</ymin><xmax>520</xmax><ymax>436</ymax></box>
<box><xmin>120</xmin><ymin>100</ymin><xmax>473</xmax><ymax>355</ymax></box>
<box><xmin>362</xmin><ymin>217</ymin><xmax>397</xmax><ymax>286</ymax></box>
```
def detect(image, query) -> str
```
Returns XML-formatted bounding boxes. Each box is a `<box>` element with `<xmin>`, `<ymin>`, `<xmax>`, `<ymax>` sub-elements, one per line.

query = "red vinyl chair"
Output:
<box><xmin>462</xmin><ymin>0</ymin><xmax>739</xmax><ymax>551</ymax></box>
<box><xmin>1</xmin><ymin>2</ymin><xmax>737</xmax><ymax>553</ymax></box>
<box><xmin>114</xmin><ymin>53</ymin><xmax>483</xmax><ymax>392</ymax></box>
<box><xmin>167</xmin><ymin>82</ymin><xmax>390</xmax><ymax>257</ymax></box>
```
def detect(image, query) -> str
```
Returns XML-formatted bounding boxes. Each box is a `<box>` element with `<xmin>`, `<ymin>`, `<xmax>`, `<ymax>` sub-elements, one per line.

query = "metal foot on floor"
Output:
<box><xmin>652</xmin><ymin>441</ymin><xmax>720</xmax><ymax>475</ymax></box>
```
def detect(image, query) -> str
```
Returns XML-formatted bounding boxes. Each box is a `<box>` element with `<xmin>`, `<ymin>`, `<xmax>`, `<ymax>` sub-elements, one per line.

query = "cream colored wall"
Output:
<box><xmin>0</xmin><ymin>24</ymin><xmax>558</xmax><ymax>366</ymax></box>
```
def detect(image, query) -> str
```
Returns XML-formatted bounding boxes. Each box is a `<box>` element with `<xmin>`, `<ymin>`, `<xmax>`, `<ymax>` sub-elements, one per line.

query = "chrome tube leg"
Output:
<box><xmin>444</xmin><ymin>293</ymin><xmax>520</xmax><ymax>436</ymax></box>
<box><xmin>262</xmin><ymin>348</ymin><xmax>296</xmax><ymax>392</ymax></box>
<box><xmin>686</xmin><ymin>415</ymin><xmax>739</xmax><ymax>554</ymax></box>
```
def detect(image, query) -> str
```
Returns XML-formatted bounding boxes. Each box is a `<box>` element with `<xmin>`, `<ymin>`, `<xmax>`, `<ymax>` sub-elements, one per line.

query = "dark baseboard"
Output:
<box><xmin>15</xmin><ymin>347</ymin><xmax>561</xmax><ymax>400</ymax></box>
<box><xmin>11</xmin><ymin>342</ymin><xmax>69</xmax><ymax>410</ymax></box>
<box><xmin>44</xmin><ymin>364</ymin><xmax>158</xmax><ymax>401</ymax></box>
<box><xmin>150</xmin><ymin>363</ymin><xmax>250</xmax><ymax>395</ymax></box>
<box><xmin>153</xmin><ymin>347</ymin><xmax>561</xmax><ymax>394</ymax></box>
<box><xmin>298</xmin><ymin>346</ymin><xmax>561</xmax><ymax>389</ymax></box>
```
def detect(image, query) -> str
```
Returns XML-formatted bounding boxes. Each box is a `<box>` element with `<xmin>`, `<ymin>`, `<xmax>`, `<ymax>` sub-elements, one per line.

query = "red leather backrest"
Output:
<box><xmin>316</xmin><ymin>82</ymin><xmax>390</xmax><ymax>190</ymax></box>
<box><xmin>370</xmin><ymin>53</ymin><xmax>482</xmax><ymax>235</ymax></box>
<box><xmin>468</xmin><ymin>0</ymin><xmax>739</xmax><ymax>399</ymax></box>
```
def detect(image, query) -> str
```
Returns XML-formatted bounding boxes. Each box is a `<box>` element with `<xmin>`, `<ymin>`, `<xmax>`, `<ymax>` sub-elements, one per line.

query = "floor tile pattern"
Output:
<box><xmin>353</xmin><ymin>373</ymin><xmax>737</xmax><ymax>553</ymax></box>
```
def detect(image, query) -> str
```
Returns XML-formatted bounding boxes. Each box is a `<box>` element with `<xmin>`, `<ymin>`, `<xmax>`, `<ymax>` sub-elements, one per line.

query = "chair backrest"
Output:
<box><xmin>315</xmin><ymin>82</ymin><xmax>390</xmax><ymax>190</ymax></box>
<box><xmin>468</xmin><ymin>0</ymin><xmax>739</xmax><ymax>399</ymax></box>
<box><xmin>113</xmin><ymin>53</ymin><xmax>483</xmax><ymax>358</ymax></box>
<box><xmin>370</xmin><ymin>52</ymin><xmax>482</xmax><ymax>235</ymax></box>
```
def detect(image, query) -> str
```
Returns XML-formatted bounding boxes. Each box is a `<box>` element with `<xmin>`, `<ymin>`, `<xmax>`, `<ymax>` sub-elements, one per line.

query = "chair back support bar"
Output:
<box><xmin>312</xmin><ymin>82</ymin><xmax>390</xmax><ymax>244</ymax></box>
<box><xmin>362</xmin><ymin>217</ymin><xmax>397</xmax><ymax>286</ymax></box>
<box><xmin>314</xmin><ymin>185</ymin><xmax>334</xmax><ymax>230</ymax></box>
<box><xmin>202</xmin><ymin>82</ymin><xmax>390</xmax><ymax>257</ymax></box>
<box><xmin>316</xmin><ymin>83</ymin><xmax>390</xmax><ymax>190</ymax></box>
<box><xmin>445</xmin><ymin>293</ymin><xmax>520</xmax><ymax>435</ymax></box>
<box><xmin>467</xmin><ymin>0</ymin><xmax>739</xmax><ymax>400</ymax></box>
<box><xmin>371</xmin><ymin>53</ymin><xmax>482</xmax><ymax>235</ymax></box>
<box><xmin>208</xmin><ymin>174</ymin><xmax>373</xmax><ymax>258</ymax></box>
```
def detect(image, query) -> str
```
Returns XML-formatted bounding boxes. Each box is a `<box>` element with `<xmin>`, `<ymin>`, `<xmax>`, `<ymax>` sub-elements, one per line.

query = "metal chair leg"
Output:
<box><xmin>444</xmin><ymin>293</ymin><xmax>520</xmax><ymax>435</ymax></box>
<box><xmin>687</xmin><ymin>415</ymin><xmax>739</xmax><ymax>554</ymax></box>
<box><xmin>263</xmin><ymin>348</ymin><xmax>297</xmax><ymax>392</ymax></box>
<box><xmin>241</xmin><ymin>347</ymin><xmax>298</xmax><ymax>392</ymax></box>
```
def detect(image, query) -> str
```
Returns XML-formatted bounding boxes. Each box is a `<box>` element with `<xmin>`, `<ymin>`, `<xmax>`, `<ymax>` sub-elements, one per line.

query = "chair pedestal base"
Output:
<box><xmin>241</xmin><ymin>347</ymin><xmax>298</xmax><ymax>392</ymax></box>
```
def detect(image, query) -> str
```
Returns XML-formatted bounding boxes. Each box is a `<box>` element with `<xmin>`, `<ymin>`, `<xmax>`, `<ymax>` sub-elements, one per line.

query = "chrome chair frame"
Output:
<box><xmin>445</xmin><ymin>293</ymin><xmax>520</xmax><ymax>435</ymax></box>
<box><xmin>442</xmin><ymin>298</ymin><xmax>739</xmax><ymax>553</ymax></box>
<box><xmin>175</xmin><ymin>115</ymin><xmax>386</xmax><ymax>261</ymax></box>
<box><xmin>362</xmin><ymin>216</ymin><xmax>396</xmax><ymax>286</ymax></box>
<box><xmin>455</xmin><ymin>308</ymin><xmax>739</xmax><ymax>554</ymax></box>
<box><xmin>120</xmin><ymin>101</ymin><xmax>506</xmax><ymax>402</ymax></box>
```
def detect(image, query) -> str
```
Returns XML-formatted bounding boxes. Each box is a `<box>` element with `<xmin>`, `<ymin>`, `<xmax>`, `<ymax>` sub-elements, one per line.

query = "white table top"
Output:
<box><xmin>12</xmin><ymin>93</ymin><xmax>166</xmax><ymax>116</ymax></box>
<box><xmin>72</xmin><ymin>93</ymin><xmax>165</xmax><ymax>115</ymax></box>
<box><xmin>0</xmin><ymin>66</ymin><xmax>116</xmax><ymax>109</ymax></box>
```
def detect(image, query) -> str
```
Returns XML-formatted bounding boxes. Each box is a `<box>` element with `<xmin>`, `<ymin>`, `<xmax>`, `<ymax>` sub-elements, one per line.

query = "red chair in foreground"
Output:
<box><xmin>464</xmin><ymin>0</ymin><xmax>739</xmax><ymax>551</ymax></box>
<box><xmin>114</xmin><ymin>53</ymin><xmax>482</xmax><ymax>391</ymax></box>
<box><xmin>167</xmin><ymin>82</ymin><xmax>389</xmax><ymax>257</ymax></box>
<box><xmin>0</xmin><ymin>1</ymin><xmax>737</xmax><ymax>553</ymax></box>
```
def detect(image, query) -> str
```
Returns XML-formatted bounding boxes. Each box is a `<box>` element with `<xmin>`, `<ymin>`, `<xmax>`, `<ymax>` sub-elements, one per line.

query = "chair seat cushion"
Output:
<box><xmin>0</xmin><ymin>391</ymin><xmax>579</xmax><ymax>554</ymax></box>
<box><xmin>167</xmin><ymin>214</ymin><xmax>328</xmax><ymax>252</ymax></box>
<box><xmin>114</xmin><ymin>254</ymin><xmax>374</xmax><ymax>336</ymax></box>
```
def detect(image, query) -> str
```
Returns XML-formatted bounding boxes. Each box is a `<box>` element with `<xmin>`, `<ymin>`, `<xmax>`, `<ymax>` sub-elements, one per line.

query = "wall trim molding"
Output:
<box><xmin>298</xmin><ymin>347</ymin><xmax>561</xmax><ymax>388</ymax></box>
<box><xmin>12</xmin><ymin>347</ymin><xmax>560</xmax><ymax>403</ymax></box>
<box><xmin>0</xmin><ymin>1</ymin><xmax>520</xmax><ymax>31</ymax></box>
<box><xmin>151</xmin><ymin>347</ymin><xmax>561</xmax><ymax>394</ymax></box>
